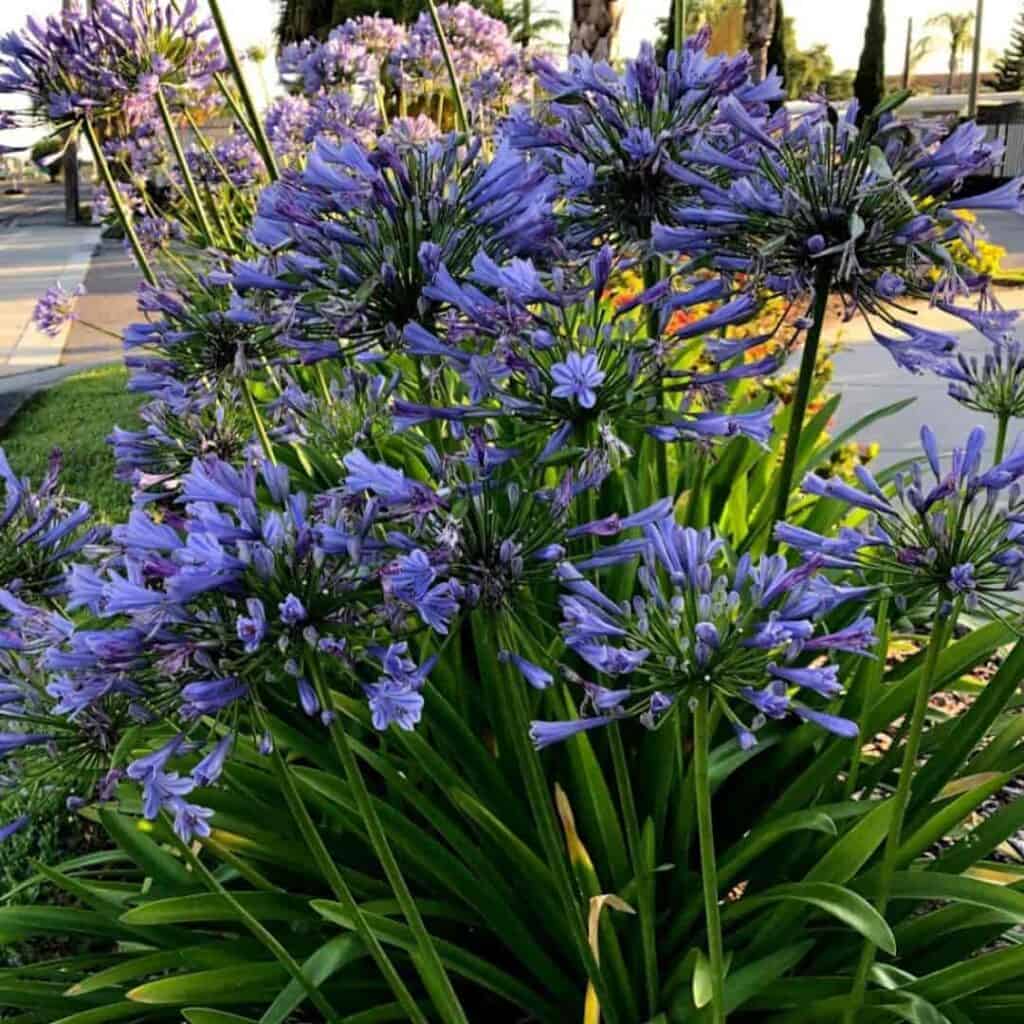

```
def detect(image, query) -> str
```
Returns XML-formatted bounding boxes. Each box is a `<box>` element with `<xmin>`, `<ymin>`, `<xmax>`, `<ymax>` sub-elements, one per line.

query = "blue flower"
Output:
<box><xmin>550</xmin><ymin>351</ymin><xmax>605</xmax><ymax>409</ymax></box>
<box><xmin>278</xmin><ymin>593</ymin><xmax>307</xmax><ymax>626</ymax></box>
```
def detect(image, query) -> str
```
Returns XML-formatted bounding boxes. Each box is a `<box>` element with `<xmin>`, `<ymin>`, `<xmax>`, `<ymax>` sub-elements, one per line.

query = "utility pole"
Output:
<box><xmin>901</xmin><ymin>17</ymin><xmax>913</xmax><ymax>89</ymax></box>
<box><xmin>61</xmin><ymin>0</ymin><xmax>82</xmax><ymax>224</ymax></box>
<box><xmin>967</xmin><ymin>0</ymin><xmax>984</xmax><ymax>118</ymax></box>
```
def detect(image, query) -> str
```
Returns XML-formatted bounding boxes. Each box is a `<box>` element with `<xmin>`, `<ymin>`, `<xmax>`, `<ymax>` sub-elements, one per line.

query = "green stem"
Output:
<box><xmin>265</xmin><ymin>742</ymin><xmax>429</xmax><ymax>1024</ymax></box>
<box><xmin>207</xmin><ymin>0</ymin><xmax>280</xmax><ymax>181</ymax></box>
<box><xmin>425</xmin><ymin>0</ymin><xmax>470</xmax><ymax>135</ymax></box>
<box><xmin>242</xmin><ymin>377</ymin><xmax>276</xmax><ymax>465</ymax></box>
<box><xmin>995</xmin><ymin>411</ymin><xmax>1010</xmax><ymax>465</ymax></box>
<box><xmin>769</xmin><ymin>265</ymin><xmax>831</xmax><ymax>544</ymax></box>
<box><xmin>181</xmin><ymin>107</ymin><xmax>236</xmax><ymax>244</ymax></box>
<box><xmin>608</xmin><ymin>724</ymin><xmax>658</xmax><ymax>1016</ymax></box>
<box><xmin>154</xmin><ymin>88</ymin><xmax>217</xmax><ymax>245</ymax></box>
<box><xmin>165</xmin><ymin>816</ymin><xmax>338</xmax><ymax>1022</ymax></box>
<box><xmin>674</xmin><ymin>0</ymin><xmax>686</xmax><ymax>52</ymax></box>
<box><xmin>644</xmin><ymin>257</ymin><xmax>670</xmax><ymax>499</ymax></box>
<box><xmin>686</xmin><ymin>449</ymin><xmax>708</xmax><ymax>527</ymax></box>
<box><xmin>693</xmin><ymin>693</ymin><xmax>726</xmax><ymax>1024</ymax></box>
<box><xmin>82</xmin><ymin>118</ymin><xmax>157</xmax><ymax>288</ymax></box>
<box><xmin>844</xmin><ymin>611</ymin><xmax>949</xmax><ymax>1022</ymax></box>
<box><xmin>309</xmin><ymin>664</ymin><xmax>469</xmax><ymax>1024</ymax></box>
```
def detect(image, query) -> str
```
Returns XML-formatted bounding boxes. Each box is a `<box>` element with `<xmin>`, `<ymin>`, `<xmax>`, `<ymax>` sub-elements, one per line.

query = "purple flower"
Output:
<box><xmin>550</xmin><ymin>351</ymin><xmax>605</xmax><ymax>409</ymax></box>
<box><xmin>530</xmin><ymin>716</ymin><xmax>612</xmax><ymax>750</ymax></box>
<box><xmin>32</xmin><ymin>283</ymin><xmax>82</xmax><ymax>337</ymax></box>
<box><xmin>499</xmin><ymin>650</ymin><xmax>553</xmax><ymax>689</ymax></box>
<box><xmin>278</xmin><ymin>593</ymin><xmax>307</xmax><ymax>626</ymax></box>
<box><xmin>236</xmin><ymin>598</ymin><xmax>267</xmax><ymax>653</ymax></box>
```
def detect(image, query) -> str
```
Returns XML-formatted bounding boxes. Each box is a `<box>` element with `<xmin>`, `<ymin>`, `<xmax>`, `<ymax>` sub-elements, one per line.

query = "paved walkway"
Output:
<box><xmin>0</xmin><ymin>182</ymin><xmax>136</xmax><ymax>375</ymax></box>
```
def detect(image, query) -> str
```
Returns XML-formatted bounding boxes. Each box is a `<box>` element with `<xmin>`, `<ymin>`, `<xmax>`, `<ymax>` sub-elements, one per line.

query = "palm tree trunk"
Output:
<box><xmin>947</xmin><ymin>48</ymin><xmax>956</xmax><ymax>93</ymax></box>
<box><xmin>744</xmin><ymin>0</ymin><xmax>778</xmax><ymax>82</ymax></box>
<box><xmin>569</xmin><ymin>0</ymin><xmax>622</xmax><ymax>60</ymax></box>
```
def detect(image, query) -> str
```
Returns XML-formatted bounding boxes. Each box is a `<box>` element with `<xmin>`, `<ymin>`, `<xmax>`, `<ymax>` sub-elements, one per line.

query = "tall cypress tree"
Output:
<box><xmin>853</xmin><ymin>0</ymin><xmax>885</xmax><ymax>117</ymax></box>
<box><xmin>992</xmin><ymin>3</ymin><xmax>1024</xmax><ymax>92</ymax></box>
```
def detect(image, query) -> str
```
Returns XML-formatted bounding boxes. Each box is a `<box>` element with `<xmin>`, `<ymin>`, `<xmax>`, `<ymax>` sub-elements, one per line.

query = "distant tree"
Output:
<box><xmin>789</xmin><ymin>43</ymin><xmax>834</xmax><ymax>98</ymax></box>
<box><xmin>907</xmin><ymin>34</ymin><xmax>934</xmax><ymax>81</ymax></box>
<box><xmin>743</xmin><ymin>0</ymin><xmax>777</xmax><ymax>82</ymax></box>
<box><xmin>568</xmin><ymin>0</ymin><xmax>621</xmax><ymax>60</ymax></box>
<box><xmin>991</xmin><ymin>3</ymin><xmax>1024</xmax><ymax>91</ymax></box>
<box><xmin>853</xmin><ymin>0</ymin><xmax>885</xmax><ymax>118</ymax></box>
<box><xmin>926</xmin><ymin>11</ymin><xmax>975</xmax><ymax>94</ymax></box>
<box><xmin>765</xmin><ymin>0</ymin><xmax>787</xmax><ymax>83</ymax></box>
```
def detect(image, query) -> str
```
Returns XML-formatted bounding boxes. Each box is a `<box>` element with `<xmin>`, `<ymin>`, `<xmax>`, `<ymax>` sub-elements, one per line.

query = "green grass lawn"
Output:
<box><xmin>1</xmin><ymin>365</ymin><xmax>142</xmax><ymax>522</ymax></box>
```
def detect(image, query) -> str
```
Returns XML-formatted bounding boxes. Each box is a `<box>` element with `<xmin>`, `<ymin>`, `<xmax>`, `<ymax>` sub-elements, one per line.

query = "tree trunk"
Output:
<box><xmin>744</xmin><ymin>0</ymin><xmax>777</xmax><ymax>82</ymax></box>
<box><xmin>569</xmin><ymin>0</ymin><xmax>622</xmax><ymax>61</ymax></box>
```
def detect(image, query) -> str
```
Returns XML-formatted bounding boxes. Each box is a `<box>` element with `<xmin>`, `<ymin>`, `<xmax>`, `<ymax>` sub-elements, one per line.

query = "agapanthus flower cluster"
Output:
<box><xmin>43</xmin><ymin>454</ymin><xmax>452</xmax><ymax>838</ymax></box>
<box><xmin>0</xmin><ymin>448</ymin><xmax>105</xmax><ymax>604</ymax></box>
<box><xmin>264</xmin><ymin>92</ymin><xmax>381</xmax><ymax>166</ymax></box>
<box><xmin>653</xmin><ymin>99</ymin><xmax>1022</xmax><ymax>375</ymax></box>
<box><xmin>182</xmin><ymin>134</ymin><xmax>262</xmax><ymax>189</ymax></box>
<box><xmin>237</xmin><ymin>133</ymin><xmax>554</xmax><ymax>364</ymax></box>
<box><xmin>506</xmin><ymin>32</ymin><xmax>778</xmax><ymax>249</ymax></box>
<box><xmin>942</xmin><ymin>339</ymin><xmax>1024</xmax><ymax>422</ymax></box>
<box><xmin>394</xmin><ymin>4</ymin><xmax>533</xmax><ymax>128</ymax></box>
<box><xmin>526</xmin><ymin>516</ymin><xmax>870</xmax><ymax>750</ymax></box>
<box><xmin>400</xmin><ymin>245</ymin><xmax>783</xmax><ymax>464</ymax></box>
<box><xmin>777</xmin><ymin>425</ymin><xmax>1024</xmax><ymax>616</ymax></box>
<box><xmin>0</xmin><ymin>596</ymin><xmax>142</xmax><ymax>842</ymax></box>
<box><xmin>278</xmin><ymin>15</ymin><xmax>405</xmax><ymax>95</ymax></box>
<box><xmin>32</xmin><ymin>282</ymin><xmax>83</xmax><ymax>337</ymax></box>
<box><xmin>124</xmin><ymin>278</ymin><xmax>282</xmax><ymax>398</ymax></box>
<box><xmin>109</xmin><ymin>386</ymin><xmax>253</xmax><ymax>506</ymax></box>
<box><xmin>0</xmin><ymin>0</ymin><xmax>224</xmax><ymax>134</ymax></box>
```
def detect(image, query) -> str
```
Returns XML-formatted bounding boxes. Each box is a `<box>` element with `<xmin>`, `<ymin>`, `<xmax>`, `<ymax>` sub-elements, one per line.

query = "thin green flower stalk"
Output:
<box><xmin>263</xmin><ymin>737</ymin><xmax>430</xmax><ymax>1024</ymax></box>
<box><xmin>164</xmin><ymin>813</ymin><xmax>340</xmax><ymax>1023</ymax></box>
<box><xmin>81</xmin><ymin>118</ymin><xmax>157</xmax><ymax>288</ymax></box>
<box><xmin>693</xmin><ymin>691</ymin><xmax>727</xmax><ymax>1024</ymax></box>
<box><xmin>153</xmin><ymin>88</ymin><xmax>217</xmax><ymax>245</ymax></box>
<box><xmin>844</xmin><ymin>610</ymin><xmax>949</xmax><ymax>1022</ymax></box>
<box><xmin>308</xmin><ymin>661</ymin><xmax>471</xmax><ymax>1024</ymax></box>
<box><xmin>206</xmin><ymin>0</ymin><xmax>279</xmax><ymax>182</ymax></box>
<box><xmin>770</xmin><ymin>265</ymin><xmax>831</xmax><ymax>540</ymax></box>
<box><xmin>425</xmin><ymin>0</ymin><xmax>470</xmax><ymax>136</ymax></box>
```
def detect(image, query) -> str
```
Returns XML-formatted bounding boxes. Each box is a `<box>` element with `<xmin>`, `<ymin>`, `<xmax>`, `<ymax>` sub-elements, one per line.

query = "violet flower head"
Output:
<box><xmin>32</xmin><ymin>283</ymin><xmax>83</xmax><ymax>337</ymax></box>
<box><xmin>943</xmin><ymin>339</ymin><xmax>1024</xmax><ymax>423</ymax></box>
<box><xmin>777</xmin><ymin>425</ymin><xmax>1024</xmax><ymax>614</ymax></box>
<box><xmin>528</xmin><ymin>515</ymin><xmax>867</xmax><ymax>749</ymax></box>
<box><xmin>508</xmin><ymin>32</ymin><xmax>774</xmax><ymax>250</ymax></box>
<box><xmin>654</xmin><ymin>97</ymin><xmax>1016</xmax><ymax>378</ymax></box>
<box><xmin>241</xmin><ymin>133</ymin><xmax>553</xmax><ymax>365</ymax></box>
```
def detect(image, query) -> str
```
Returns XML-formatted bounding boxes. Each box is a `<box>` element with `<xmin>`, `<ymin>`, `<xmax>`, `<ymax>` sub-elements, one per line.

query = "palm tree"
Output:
<box><xmin>568</xmin><ymin>0</ymin><xmax>621</xmax><ymax>60</ymax></box>
<box><xmin>744</xmin><ymin>0</ymin><xmax>777</xmax><ymax>82</ymax></box>
<box><xmin>927</xmin><ymin>10</ymin><xmax>975</xmax><ymax>93</ymax></box>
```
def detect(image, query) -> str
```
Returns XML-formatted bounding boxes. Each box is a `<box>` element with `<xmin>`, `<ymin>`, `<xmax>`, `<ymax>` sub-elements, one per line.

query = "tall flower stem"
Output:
<box><xmin>674</xmin><ymin>0</ymin><xmax>687</xmax><ymax>52</ymax></box>
<box><xmin>425</xmin><ymin>0</ymin><xmax>470</xmax><ymax>136</ymax></box>
<box><xmin>164</xmin><ymin>815</ymin><xmax>339</xmax><ymax>1022</ymax></box>
<box><xmin>264</xmin><ymin>740</ymin><xmax>429</xmax><ymax>1024</ymax></box>
<box><xmin>81</xmin><ymin>118</ymin><xmax>157</xmax><ymax>288</ymax></box>
<box><xmin>308</xmin><ymin>663</ymin><xmax>470</xmax><ymax>1024</ymax></box>
<box><xmin>995</xmin><ymin>410</ymin><xmax>1010</xmax><ymax>465</ymax></box>
<box><xmin>207</xmin><ymin>0</ymin><xmax>280</xmax><ymax>181</ymax></box>
<box><xmin>154</xmin><ymin>88</ymin><xmax>217</xmax><ymax>245</ymax></box>
<box><xmin>644</xmin><ymin>257</ymin><xmax>670</xmax><ymax>499</ymax></box>
<box><xmin>693</xmin><ymin>692</ymin><xmax>726</xmax><ymax>1024</ymax></box>
<box><xmin>242</xmin><ymin>377</ymin><xmax>276</xmax><ymax>465</ymax></box>
<box><xmin>770</xmin><ymin>265</ymin><xmax>832</xmax><ymax>543</ymax></box>
<box><xmin>844</xmin><ymin>610</ymin><xmax>949</xmax><ymax>1022</ymax></box>
<box><xmin>607</xmin><ymin>723</ymin><xmax>658</xmax><ymax>1016</ymax></box>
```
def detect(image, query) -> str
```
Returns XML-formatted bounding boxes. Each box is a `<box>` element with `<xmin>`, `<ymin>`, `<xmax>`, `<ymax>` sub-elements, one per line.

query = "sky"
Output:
<box><xmin>0</xmin><ymin>0</ymin><xmax>1017</xmax><ymax>151</ymax></box>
